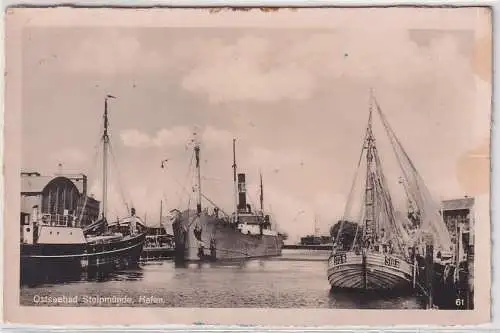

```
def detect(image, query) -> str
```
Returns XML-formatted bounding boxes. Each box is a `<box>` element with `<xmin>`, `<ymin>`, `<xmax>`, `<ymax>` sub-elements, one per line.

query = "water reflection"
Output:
<box><xmin>20</xmin><ymin>250</ymin><xmax>424</xmax><ymax>309</ymax></box>
<box><xmin>22</xmin><ymin>267</ymin><xmax>145</xmax><ymax>287</ymax></box>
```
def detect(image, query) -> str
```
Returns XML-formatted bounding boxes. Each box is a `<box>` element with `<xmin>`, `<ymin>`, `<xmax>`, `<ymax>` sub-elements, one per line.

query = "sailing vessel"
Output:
<box><xmin>172</xmin><ymin>137</ymin><xmax>284</xmax><ymax>262</ymax></box>
<box><xmin>327</xmin><ymin>92</ymin><xmax>453</xmax><ymax>290</ymax></box>
<box><xmin>20</xmin><ymin>95</ymin><xmax>146</xmax><ymax>283</ymax></box>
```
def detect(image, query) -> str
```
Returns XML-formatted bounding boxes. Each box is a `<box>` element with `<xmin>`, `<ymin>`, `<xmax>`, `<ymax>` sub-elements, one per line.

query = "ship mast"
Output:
<box><xmin>160</xmin><ymin>199</ymin><xmax>163</xmax><ymax>224</ymax></box>
<box><xmin>194</xmin><ymin>132</ymin><xmax>202</xmax><ymax>215</ymax></box>
<box><xmin>363</xmin><ymin>99</ymin><xmax>376</xmax><ymax>246</ymax></box>
<box><xmin>102</xmin><ymin>94</ymin><xmax>116</xmax><ymax>227</ymax></box>
<box><xmin>259</xmin><ymin>170</ymin><xmax>264</xmax><ymax>212</ymax></box>
<box><xmin>232</xmin><ymin>138</ymin><xmax>238</xmax><ymax>223</ymax></box>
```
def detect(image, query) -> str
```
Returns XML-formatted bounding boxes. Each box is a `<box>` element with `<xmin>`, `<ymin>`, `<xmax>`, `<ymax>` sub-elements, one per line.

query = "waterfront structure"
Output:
<box><xmin>20</xmin><ymin>95</ymin><xmax>146</xmax><ymax>284</ymax></box>
<box><xmin>20</xmin><ymin>172</ymin><xmax>100</xmax><ymax>228</ymax></box>
<box><xmin>441</xmin><ymin>197</ymin><xmax>474</xmax><ymax>252</ymax></box>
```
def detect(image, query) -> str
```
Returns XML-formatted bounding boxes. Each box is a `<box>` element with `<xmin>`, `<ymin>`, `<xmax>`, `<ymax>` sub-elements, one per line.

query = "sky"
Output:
<box><xmin>21</xmin><ymin>23</ymin><xmax>490</xmax><ymax>243</ymax></box>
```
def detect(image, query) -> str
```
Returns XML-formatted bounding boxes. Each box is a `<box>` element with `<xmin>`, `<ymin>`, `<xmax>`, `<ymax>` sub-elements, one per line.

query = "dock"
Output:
<box><xmin>283</xmin><ymin>244</ymin><xmax>332</xmax><ymax>250</ymax></box>
<box><xmin>140</xmin><ymin>247</ymin><xmax>175</xmax><ymax>261</ymax></box>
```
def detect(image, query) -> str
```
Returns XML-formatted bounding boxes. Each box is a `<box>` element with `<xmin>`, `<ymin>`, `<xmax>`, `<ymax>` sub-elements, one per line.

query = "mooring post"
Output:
<box><xmin>467</xmin><ymin>241</ymin><xmax>474</xmax><ymax>309</ymax></box>
<box><xmin>411</xmin><ymin>247</ymin><xmax>417</xmax><ymax>289</ymax></box>
<box><xmin>424</xmin><ymin>234</ymin><xmax>434</xmax><ymax>309</ymax></box>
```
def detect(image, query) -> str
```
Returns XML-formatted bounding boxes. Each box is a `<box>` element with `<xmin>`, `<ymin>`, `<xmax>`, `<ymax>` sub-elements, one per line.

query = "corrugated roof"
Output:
<box><xmin>442</xmin><ymin>197</ymin><xmax>475</xmax><ymax>211</ymax></box>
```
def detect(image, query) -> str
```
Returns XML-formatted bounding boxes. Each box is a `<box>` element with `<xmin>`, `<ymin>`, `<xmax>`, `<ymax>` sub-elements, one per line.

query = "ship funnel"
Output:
<box><xmin>31</xmin><ymin>205</ymin><xmax>39</xmax><ymax>222</ymax></box>
<box><xmin>237</xmin><ymin>173</ymin><xmax>247</xmax><ymax>212</ymax></box>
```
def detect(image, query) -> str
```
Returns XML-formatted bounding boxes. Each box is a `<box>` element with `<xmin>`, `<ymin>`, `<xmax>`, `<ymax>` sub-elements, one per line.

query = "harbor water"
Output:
<box><xmin>20</xmin><ymin>250</ymin><xmax>425</xmax><ymax>309</ymax></box>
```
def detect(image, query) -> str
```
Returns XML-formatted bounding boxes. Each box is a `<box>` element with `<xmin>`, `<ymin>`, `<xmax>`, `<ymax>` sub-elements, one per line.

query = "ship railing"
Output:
<box><xmin>38</xmin><ymin>213</ymin><xmax>78</xmax><ymax>227</ymax></box>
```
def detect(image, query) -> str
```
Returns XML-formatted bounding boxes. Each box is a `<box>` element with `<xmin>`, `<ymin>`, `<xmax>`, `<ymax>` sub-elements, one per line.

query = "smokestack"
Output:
<box><xmin>237</xmin><ymin>173</ymin><xmax>247</xmax><ymax>211</ymax></box>
<box><xmin>32</xmin><ymin>205</ymin><xmax>39</xmax><ymax>222</ymax></box>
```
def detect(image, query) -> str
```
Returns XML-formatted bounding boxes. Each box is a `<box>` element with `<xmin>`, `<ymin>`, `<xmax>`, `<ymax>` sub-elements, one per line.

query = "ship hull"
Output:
<box><xmin>173</xmin><ymin>210</ymin><xmax>283</xmax><ymax>262</ymax></box>
<box><xmin>21</xmin><ymin>233</ymin><xmax>146</xmax><ymax>284</ymax></box>
<box><xmin>327</xmin><ymin>250</ymin><xmax>414</xmax><ymax>290</ymax></box>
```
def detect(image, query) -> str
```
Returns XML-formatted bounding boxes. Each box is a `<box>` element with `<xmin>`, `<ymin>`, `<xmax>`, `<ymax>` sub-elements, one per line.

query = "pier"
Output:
<box><xmin>283</xmin><ymin>244</ymin><xmax>332</xmax><ymax>250</ymax></box>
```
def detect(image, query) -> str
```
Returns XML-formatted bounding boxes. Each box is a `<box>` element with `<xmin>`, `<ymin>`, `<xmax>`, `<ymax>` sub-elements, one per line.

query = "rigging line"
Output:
<box><xmin>177</xmin><ymin>150</ymin><xmax>195</xmax><ymax>210</ymax></box>
<box><xmin>375</xmin><ymin>99</ymin><xmax>423</xmax><ymax>188</ymax></box>
<box><xmin>108</xmin><ymin>142</ymin><xmax>130</xmax><ymax>213</ymax></box>
<box><xmin>171</xmin><ymin>168</ymin><xmax>231</xmax><ymax>219</ymax></box>
<box><xmin>200</xmin><ymin>192</ymin><xmax>231</xmax><ymax>218</ymax></box>
<box><xmin>246</xmin><ymin>190</ymin><xmax>258</xmax><ymax>211</ymax></box>
<box><xmin>335</xmin><ymin>115</ymin><xmax>371</xmax><ymax>246</ymax></box>
<box><xmin>77</xmin><ymin>138</ymin><xmax>103</xmax><ymax>225</ymax></box>
<box><xmin>376</xmin><ymin>179</ymin><xmax>408</xmax><ymax>256</ymax></box>
<box><xmin>374</xmin><ymin>100</ymin><xmax>452</xmax><ymax>249</ymax></box>
<box><xmin>372</xmin><ymin>179</ymin><xmax>406</xmax><ymax>257</ymax></box>
<box><xmin>350</xmin><ymin>202</ymin><xmax>365</xmax><ymax>250</ymax></box>
<box><xmin>171</xmin><ymin>166</ymin><xmax>205</xmax><ymax>212</ymax></box>
<box><xmin>374</xmin><ymin>100</ymin><xmax>430</xmax><ymax>223</ymax></box>
<box><xmin>373</xmin><ymin>147</ymin><xmax>408</xmax><ymax>243</ymax></box>
<box><xmin>373</xmin><ymin>101</ymin><xmax>417</xmax><ymax>206</ymax></box>
<box><xmin>373</xmin><ymin>100</ymin><xmax>433</xmax><ymax>236</ymax></box>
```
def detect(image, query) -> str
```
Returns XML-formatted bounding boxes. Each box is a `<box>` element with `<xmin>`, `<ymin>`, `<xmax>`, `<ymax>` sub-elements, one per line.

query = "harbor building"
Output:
<box><xmin>20</xmin><ymin>171</ymin><xmax>100</xmax><ymax>228</ymax></box>
<box><xmin>441</xmin><ymin>196</ymin><xmax>474</xmax><ymax>249</ymax></box>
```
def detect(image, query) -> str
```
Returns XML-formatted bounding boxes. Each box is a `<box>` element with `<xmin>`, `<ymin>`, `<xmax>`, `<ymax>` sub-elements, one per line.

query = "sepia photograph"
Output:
<box><xmin>4</xmin><ymin>6</ymin><xmax>492</xmax><ymax>326</ymax></box>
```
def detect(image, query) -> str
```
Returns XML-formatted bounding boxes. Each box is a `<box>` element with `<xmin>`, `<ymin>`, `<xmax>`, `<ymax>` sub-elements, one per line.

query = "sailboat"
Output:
<box><xmin>327</xmin><ymin>92</ymin><xmax>453</xmax><ymax>290</ymax></box>
<box><xmin>20</xmin><ymin>95</ymin><xmax>146</xmax><ymax>282</ymax></box>
<box><xmin>172</xmin><ymin>136</ymin><xmax>284</xmax><ymax>262</ymax></box>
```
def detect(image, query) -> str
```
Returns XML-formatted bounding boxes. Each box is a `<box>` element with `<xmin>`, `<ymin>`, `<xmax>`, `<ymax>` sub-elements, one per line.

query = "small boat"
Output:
<box><xmin>20</xmin><ymin>95</ymin><xmax>146</xmax><ymax>283</ymax></box>
<box><xmin>172</xmin><ymin>136</ymin><xmax>284</xmax><ymax>262</ymax></box>
<box><xmin>140</xmin><ymin>223</ymin><xmax>175</xmax><ymax>261</ymax></box>
<box><xmin>327</xmin><ymin>92</ymin><xmax>454</xmax><ymax>291</ymax></box>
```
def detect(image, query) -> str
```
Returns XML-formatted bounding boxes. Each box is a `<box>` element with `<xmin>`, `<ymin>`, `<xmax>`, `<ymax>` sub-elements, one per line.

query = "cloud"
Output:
<box><xmin>58</xmin><ymin>28</ymin><xmax>473</xmax><ymax>105</ymax></box>
<box><xmin>249</xmin><ymin>147</ymin><xmax>307</xmax><ymax>170</ymax></box>
<box><xmin>181</xmin><ymin>35</ymin><xmax>315</xmax><ymax>103</ymax></box>
<box><xmin>119</xmin><ymin>129</ymin><xmax>153</xmax><ymax>148</ymax></box>
<box><xmin>152</xmin><ymin>127</ymin><xmax>193</xmax><ymax>147</ymax></box>
<box><xmin>202</xmin><ymin>125</ymin><xmax>235</xmax><ymax>146</ymax></box>
<box><xmin>120</xmin><ymin>126</ymin><xmax>192</xmax><ymax>148</ymax></box>
<box><xmin>66</xmin><ymin>31</ymin><xmax>162</xmax><ymax>75</ymax></box>
<box><xmin>180</xmin><ymin>30</ymin><xmax>471</xmax><ymax>103</ymax></box>
<box><xmin>120</xmin><ymin>125</ymin><xmax>235</xmax><ymax>149</ymax></box>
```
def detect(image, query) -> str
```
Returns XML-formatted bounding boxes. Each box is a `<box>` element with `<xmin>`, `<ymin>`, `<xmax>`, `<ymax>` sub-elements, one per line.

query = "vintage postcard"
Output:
<box><xmin>4</xmin><ymin>6</ymin><xmax>492</xmax><ymax>326</ymax></box>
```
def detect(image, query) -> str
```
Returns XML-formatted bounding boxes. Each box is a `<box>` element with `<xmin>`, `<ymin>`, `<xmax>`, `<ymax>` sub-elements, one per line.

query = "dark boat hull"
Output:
<box><xmin>20</xmin><ymin>233</ymin><xmax>146</xmax><ymax>284</ymax></box>
<box><xmin>173</xmin><ymin>210</ymin><xmax>283</xmax><ymax>262</ymax></box>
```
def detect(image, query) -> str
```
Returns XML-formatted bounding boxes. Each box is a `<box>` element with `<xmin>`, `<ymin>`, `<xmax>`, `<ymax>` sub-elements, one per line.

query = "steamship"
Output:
<box><xmin>20</xmin><ymin>95</ymin><xmax>146</xmax><ymax>283</ymax></box>
<box><xmin>172</xmin><ymin>138</ymin><xmax>284</xmax><ymax>262</ymax></box>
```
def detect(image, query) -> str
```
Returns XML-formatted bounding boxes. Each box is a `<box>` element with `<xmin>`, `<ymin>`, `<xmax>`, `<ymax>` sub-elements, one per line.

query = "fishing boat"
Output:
<box><xmin>172</xmin><ymin>136</ymin><xmax>284</xmax><ymax>262</ymax></box>
<box><xmin>327</xmin><ymin>92</ymin><xmax>454</xmax><ymax>291</ymax></box>
<box><xmin>20</xmin><ymin>95</ymin><xmax>146</xmax><ymax>282</ymax></box>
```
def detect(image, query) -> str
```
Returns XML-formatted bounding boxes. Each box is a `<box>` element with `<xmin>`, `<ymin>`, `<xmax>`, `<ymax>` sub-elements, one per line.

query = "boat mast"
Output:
<box><xmin>259</xmin><ymin>170</ymin><xmax>264</xmax><ymax>212</ymax></box>
<box><xmin>194</xmin><ymin>133</ymin><xmax>202</xmax><ymax>215</ymax></box>
<box><xmin>232</xmin><ymin>138</ymin><xmax>238</xmax><ymax>223</ymax></box>
<box><xmin>102</xmin><ymin>94</ymin><xmax>116</xmax><ymax>226</ymax></box>
<box><xmin>363</xmin><ymin>99</ymin><xmax>376</xmax><ymax>247</ymax></box>
<box><xmin>160</xmin><ymin>199</ymin><xmax>163</xmax><ymax>224</ymax></box>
